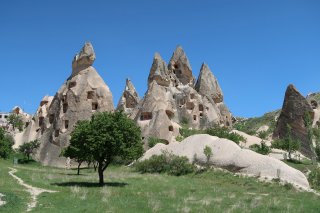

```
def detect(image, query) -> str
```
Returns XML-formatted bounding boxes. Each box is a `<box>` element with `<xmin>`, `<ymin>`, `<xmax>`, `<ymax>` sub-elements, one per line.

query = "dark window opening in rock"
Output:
<box><xmin>55</xmin><ymin>129</ymin><xmax>59</xmax><ymax>137</ymax></box>
<box><xmin>226</xmin><ymin>121</ymin><xmax>230</xmax><ymax>126</ymax></box>
<box><xmin>25</xmin><ymin>122</ymin><xmax>30</xmax><ymax>128</ymax></box>
<box><xmin>92</xmin><ymin>102</ymin><xmax>98</xmax><ymax>110</ymax></box>
<box><xmin>174</xmin><ymin>64</ymin><xmax>179</xmax><ymax>69</ymax></box>
<box><xmin>62</xmin><ymin>95</ymin><xmax>67</xmax><ymax>103</ymax></box>
<box><xmin>65</xmin><ymin>120</ymin><xmax>69</xmax><ymax>129</ymax></box>
<box><xmin>190</xmin><ymin>94</ymin><xmax>195</xmax><ymax>99</ymax></box>
<box><xmin>206</xmin><ymin>107</ymin><xmax>209</xmax><ymax>111</ymax></box>
<box><xmin>186</xmin><ymin>102</ymin><xmax>195</xmax><ymax>110</ymax></box>
<box><xmin>142</xmin><ymin>137</ymin><xmax>145</xmax><ymax>140</ymax></box>
<box><xmin>173</xmin><ymin>95</ymin><xmax>176</xmax><ymax>99</ymax></box>
<box><xmin>199</xmin><ymin>104</ymin><xmax>204</xmax><ymax>111</ymax></box>
<box><xmin>49</xmin><ymin>114</ymin><xmax>54</xmax><ymax>124</ymax></box>
<box><xmin>193</xmin><ymin>115</ymin><xmax>197</xmax><ymax>121</ymax></box>
<box><xmin>0</xmin><ymin>115</ymin><xmax>2</xmax><ymax>118</ymax></box>
<box><xmin>63</xmin><ymin>103</ymin><xmax>68</xmax><ymax>113</ymax></box>
<box><xmin>166</xmin><ymin>110</ymin><xmax>174</xmax><ymax>119</ymax></box>
<box><xmin>39</xmin><ymin>116</ymin><xmax>44</xmax><ymax>126</ymax></box>
<box><xmin>311</xmin><ymin>100</ymin><xmax>318</xmax><ymax>109</ymax></box>
<box><xmin>40</xmin><ymin>101</ymin><xmax>48</xmax><ymax>107</ymax></box>
<box><xmin>173</xmin><ymin>70</ymin><xmax>176</xmax><ymax>74</ymax></box>
<box><xmin>200</xmin><ymin>113</ymin><xmax>203</xmax><ymax>117</ymax></box>
<box><xmin>169</xmin><ymin>125</ymin><xmax>174</xmax><ymax>131</ymax></box>
<box><xmin>68</xmin><ymin>82</ymin><xmax>76</xmax><ymax>89</ymax></box>
<box><xmin>140</xmin><ymin>112</ymin><xmax>152</xmax><ymax>121</ymax></box>
<box><xmin>87</xmin><ymin>91</ymin><xmax>94</xmax><ymax>99</ymax></box>
<box><xmin>178</xmin><ymin>98</ymin><xmax>186</xmax><ymax>106</ymax></box>
<box><xmin>4</xmin><ymin>115</ymin><xmax>8</xmax><ymax>119</ymax></box>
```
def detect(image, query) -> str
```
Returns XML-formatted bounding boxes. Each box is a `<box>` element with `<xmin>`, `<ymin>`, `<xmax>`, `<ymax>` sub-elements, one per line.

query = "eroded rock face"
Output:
<box><xmin>134</xmin><ymin>47</ymin><xmax>232</xmax><ymax>147</ymax></box>
<box><xmin>117</xmin><ymin>79</ymin><xmax>140</xmax><ymax>118</ymax></box>
<box><xmin>195</xmin><ymin>63</ymin><xmax>223</xmax><ymax>103</ymax></box>
<box><xmin>21</xmin><ymin>42</ymin><xmax>114</xmax><ymax>166</ymax></box>
<box><xmin>141</xmin><ymin>134</ymin><xmax>310</xmax><ymax>189</ymax></box>
<box><xmin>273</xmin><ymin>84</ymin><xmax>314</xmax><ymax>157</ymax></box>
<box><xmin>71</xmin><ymin>42</ymin><xmax>96</xmax><ymax>76</ymax></box>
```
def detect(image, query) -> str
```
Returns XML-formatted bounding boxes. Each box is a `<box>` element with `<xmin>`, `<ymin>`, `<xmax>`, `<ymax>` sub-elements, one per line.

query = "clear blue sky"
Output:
<box><xmin>1</xmin><ymin>0</ymin><xmax>319</xmax><ymax>117</ymax></box>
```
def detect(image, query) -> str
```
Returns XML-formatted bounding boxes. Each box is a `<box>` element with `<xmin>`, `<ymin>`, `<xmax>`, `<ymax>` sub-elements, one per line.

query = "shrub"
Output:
<box><xmin>19</xmin><ymin>140</ymin><xmax>40</xmax><ymax>160</ymax></box>
<box><xmin>308</xmin><ymin>168</ymin><xmax>320</xmax><ymax>190</ymax></box>
<box><xmin>205</xmin><ymin>127</ymin><xmax>246</xmax><ymax>144</ymax></box>
<box><xmin>135</xmin><ymin>152</ymin><xmax>195</xmax><ymax>176</ymax></box>
<box><xmin>0</xmin><ymin>128</ymin><xmax>14</xmax><ymax>159</ymax></box>
<box><xmin>258</xmin><ymin>131</ymin><xmax>268</xmax><ymax>139</ymax></box>
<box><xmin>148</xmin><ymin>137</ymin><xmax>168</xmax><ymax>148</ymax></box>
<box><xmin>249</xmin><ymin>141</ymin><xmax>271</xmax><ymax>155</ymax></box>
<box><xmin>203</xmin><ymin>146</ymin><xmax>213</xmax><ymax>165</ymax></box>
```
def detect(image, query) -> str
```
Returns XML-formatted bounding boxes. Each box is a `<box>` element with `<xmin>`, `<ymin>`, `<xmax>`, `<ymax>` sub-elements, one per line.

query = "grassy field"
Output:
<box><xmin>1</xmin><ymin>158</ymin><xmax>320</xmax><ymax>213</ymax></box>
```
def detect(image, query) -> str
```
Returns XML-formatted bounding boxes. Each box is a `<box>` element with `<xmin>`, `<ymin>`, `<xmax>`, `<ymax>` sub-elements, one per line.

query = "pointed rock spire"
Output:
<box><xmin>72</xmin><ymin>42</ymin><xmax>96</xmax><ymax>76</ymax></box>
<box><xmin>117</xmin><ymin>78</ymin><xmax>140</xmax><ymax>112</ymax></box>
<box><xmin>273</xmin><ymin>84</ymin><xmax>314</xmax><ymax>157</ymax></box>
<box><xmin>148</xmin><ymin>53</ymin><xmax>170</xmax><ymax>87</ymax></box>
<box><xmin>195</xmin><ymin>63</ymin><xmax>223</xmax><ymax>103</ymax></box>
<box><xmin>168</xmin><ymin>46</ymin><xmax>194</xmax><ymax>85</ymax></box>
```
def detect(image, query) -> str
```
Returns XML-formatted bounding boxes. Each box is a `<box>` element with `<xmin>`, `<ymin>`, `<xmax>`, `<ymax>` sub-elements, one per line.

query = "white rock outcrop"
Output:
<box><xmin>141</xmin><ymin>134</ymin><xmax>310</xmax><ymax>189</ymax></box>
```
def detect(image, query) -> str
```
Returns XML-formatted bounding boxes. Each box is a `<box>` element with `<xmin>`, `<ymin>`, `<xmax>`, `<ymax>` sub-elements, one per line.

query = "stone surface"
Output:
<box><xmin>232</xmin><ymin>130</ymin><xmax>271</xmax><ymax>148</ymax></box>
<box><xmin>195</xmin><ymin>63</ymin><xmax>223</xmax><ymax>103</ymax></box>
<box><xmin>132</xmin><ymin>46</ymin><xmax>233</xmax><ymax>147</ymax></box>
<box><xmin>117</xmin><ymin>79</ymin><xmax>140</xmax><ymax>118</ymax></box>
<box><xmin>273</xmin><ymin>84</ymin><xmax>314</xmax><ymax>158</ymax></box>
<box><xmin>141</xmin><ymin>134</ymin><xmax>310</xmax><ymax>189</ymax></box>
<box><xmin>19</xmin><ymin>42</ymin><xmax>114</xmax><ymax>166</ymax></box>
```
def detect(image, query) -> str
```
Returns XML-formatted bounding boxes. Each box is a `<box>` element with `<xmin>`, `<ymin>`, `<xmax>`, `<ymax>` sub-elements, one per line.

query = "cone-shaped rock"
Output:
<box><xmin>148</xmin><ymin>53</ymin><xmax>170</xmax><ymax>87</ymax></box>
<box><xmin>273</xmin><ymin>84</ymin><xmax>314</xmax><ymax>157</ymax></box>
<box><xmin>72</xmin><ymin>42</ymin><xmax>96</xmax><ymax>76</ymax></box>
<box><xmin>168</xmin><ymin>46</ymin><xmax>194</xmax><ymax>85</ymax></box>
<box><xmin>195</xmin><ymin>63</ymin><xmax>224</xmax><ymax>103</ymax></box>
<box><xmin>21</xmin><ymin>42</ymin><xmax>114</xmax><ymax>166</ymax></box>
<box><xmin>117</xmin><ymin>79</ymin><xmax>140</xmax><ymax>117</ymax></box>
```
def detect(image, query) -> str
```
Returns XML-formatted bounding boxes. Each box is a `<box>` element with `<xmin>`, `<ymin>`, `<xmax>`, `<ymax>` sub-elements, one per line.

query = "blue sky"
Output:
<box><xmin>1</xmin><ymin>0</ymin><xmax>319</xmax><ymax>117</ymax></box>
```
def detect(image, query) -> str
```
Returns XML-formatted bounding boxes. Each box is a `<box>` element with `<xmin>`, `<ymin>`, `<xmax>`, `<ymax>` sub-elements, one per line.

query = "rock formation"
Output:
<box><xmin>117</xmin><ymin>79</ymin><xmax>140</xmax><ymax>118</ymax></box>
<box><xmin>273</xmin><ymin>84</ymin><xmax>314</xmax><ymax>157</ymax></box>
<box><xmin>131</xmin><ymin>46</ymin><xmax>232</xmax><ymax>147</ymax></box>
<box><xmin>20</xmin><ymin>42</ymin><xmax>114</xmax><ymax>166</ymax></box>
<box><xmin>141</xmin><ymin>134</ymin><xmax>309</xmax><ymax>189</ymax></box>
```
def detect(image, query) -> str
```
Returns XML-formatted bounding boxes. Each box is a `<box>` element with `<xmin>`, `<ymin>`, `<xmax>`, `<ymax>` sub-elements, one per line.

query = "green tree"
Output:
<box><xmin>7</xmin><ymin>113</ymin><xmax>24</xmax><ymax>131</ymax></box>
<box><xmin>65</xmin><ymin>111</ymin><xmax>143</xmax><ymax>185</ymax></box>
<box><xmin>272</xmin><ymin>125</ymin><xmax>300</xmax><ymax>160</ymax></box>
<box><xmin>61</xmin><ymin>120</ymin><xmax>91</xmax><ymax>175</ymax></box>
<box><xmin>0</xmin><ymin>128</ymin><xmax>14</xmax><ymax>159</ymax></box>
<box><xmin>203</xmin><ymin>145</ymin><xmax>213</xmax><ymax>167</ymax></box>
<box><xmin>18</xmin><ymin>140</ymin><xmax>40</xmax><ymax>160</ymax></box>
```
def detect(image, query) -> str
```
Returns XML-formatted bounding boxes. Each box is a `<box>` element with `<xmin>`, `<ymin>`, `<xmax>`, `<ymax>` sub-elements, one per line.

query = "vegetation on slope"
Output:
<box><xmin>233</xmin><ymin>110</ymin><xmax>280</xmax><ymax>135</ymax></box>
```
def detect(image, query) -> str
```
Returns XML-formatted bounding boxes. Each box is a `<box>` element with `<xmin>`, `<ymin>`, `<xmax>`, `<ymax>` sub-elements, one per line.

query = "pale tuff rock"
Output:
<box><xmin>168</xmin><ymin>46</ymin><xmax>194</xmax><ymax>86</ymax></box>
<box><xmin>134</xmin><ymin>46</ymin><xmax>233</xmax><ymax>146</ymax></box>
<box><xmin>232</xmin><ymin>130</ymin><xmax>271</xmax><ymax>148</ymax></box>
<box><xmin>148</xmin><ymin>53</ymin><xmax>171</xmax><ymax>87</ymax></box>
<box><xmin>19</xmin><ymin>42</ymin><xmax>114</xmax><ymax>166</ymax></box>
<box><xmin>195</xmin><ymin>63</ymin><xmax>223</xmax><ymax>103</ymax></box>
<box><xmin>141</xmin><ymin>134</ymin><xmax>310</xmax><ymax>189</ymax></box>
<box><xmin>71</xmin><ymin>42</ymin><xmax>96</xmax><ymax>76</ymax></box>
<box><xmin>117</xmin><ymin>79</ymin><xmax>140</xmax><ymax>117</ymax></box>
<box><xmin>273</xmin><ymin>84</ymin><xmax>314</xmax><ymax>158</ymax></box>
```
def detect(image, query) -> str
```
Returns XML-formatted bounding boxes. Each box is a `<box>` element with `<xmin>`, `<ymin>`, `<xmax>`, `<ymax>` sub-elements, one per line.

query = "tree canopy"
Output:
<box><xmin>63</xmin><ymin>111</ymin><xmax>144</xmax><ymax>185</ymax></box>
<box><xmin>0</xmin><ymin>128</ymin><xmax>14</xmax><ymax>159</ymax></box>
<box><xmin>18</xmin><ymin>140</ymin><xmax>40</xmax><ymax>160</ymax></box>
<box><xmin>7</xmin><ymin>113</ymin><xmax>24</xmax><ymax>131</ymax></box>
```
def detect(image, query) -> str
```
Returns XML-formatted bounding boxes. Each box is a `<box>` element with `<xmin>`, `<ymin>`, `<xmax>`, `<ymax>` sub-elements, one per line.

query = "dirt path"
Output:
<box><xmin>8</xmin><ymin>167</ymin><xmax>57</xmax><ymax>212</ymax></box>
<box><xmin>0</xmin><ymin>193</ymin><xmax>6</xmax><ymax>206</ymax></box>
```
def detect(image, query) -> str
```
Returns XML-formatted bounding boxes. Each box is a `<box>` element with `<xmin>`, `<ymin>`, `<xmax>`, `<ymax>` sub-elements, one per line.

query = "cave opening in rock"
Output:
<box><xmin>199</xmin><ymin>104</ymin><xmax>204</xmax><ymax>111</ymax></box>
<box><xmin>87</xmin><ymin>91</ymin><xmax>94</xmax><ymax>99</ymax></box>
<box><xmin>55</xmin><ymin>129</ymin><xmax>59</xmax><ymax>137</ymax></box>
<box><xmin>193</xmin><ymin>115</ymin><xmax>197</xmax><ymax>121</ymax></box>
<box><xmin>186</xmin><ymin>102</ymin><xmax>195</xmax><ymax>110</ymax></box>
<box><xmin>140</xmin><ymin>112</ymin><xmax>152</xmax><ymax>121</ymax></box>
<box><xmin>39</xmin><ymin>116</ymin><xmax>44</xmax><ymax>126</ymax></box>
<box><xmin>92</xmin><ymin>102</ymin><xmax>98</xmax><ymax>110</ymax></box>
<box><xmin>68</xmin><ymin>82</ymin><xmax>76</xmax><ymax>89</ymax></box>
<box><xmin>63</xmin><ymin>103</ymin><xmax>68</xmax><ymax>113</ymax></box>
<box><xmin>65</xmin><ymin>120</ymin><xmax>69</xmax><ymax>129</ymax></box>
<box><xmin>49</xmin><ymin>114</ymin><xmax>54</xmax><ymax>124</ymax></box>
<box><xmin>169</xmin><ymin>125</ymin><xmax>173</xmax><ymax>131</ymax></box>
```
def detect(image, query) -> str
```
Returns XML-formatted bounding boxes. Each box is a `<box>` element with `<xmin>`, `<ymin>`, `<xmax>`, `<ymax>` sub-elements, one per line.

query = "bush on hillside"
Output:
<box><xmin>135</xmin><ymin>152</ymin><xmax>195</xmax><ymax>176</ymax></box>
<box><xmin>205</xmin><ymin>127</ymin><xmax>246</xmax><ymax>144</ymax></box>
<box><xmin>258</xmin><ymin>131</ymin><xmax>268</xmax><ymax>140</ymax></box>
<box><xmin>249</xmin><ymin>141</ymin><xmax>271</xmax><ymax>155</ymax></box>
<box><xmin>0</xmin><ymin>128</ymin><xmax>14</xmax><ymax>159</ymax></box>
<box><xmin>308</xmin><ymin>168</ymin><xmax>320</xmax><ymax>190</ymax></box>
<box><xmin>148</xmin><ymin>137</ymin><xmax>168</xmax><ymax>148</ymax></box>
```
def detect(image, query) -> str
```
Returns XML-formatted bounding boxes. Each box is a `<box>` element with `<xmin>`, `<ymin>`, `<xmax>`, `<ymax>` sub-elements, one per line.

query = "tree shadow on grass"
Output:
<box><xmin>51</xmin><ymin>181</ymin><xmax>128</xmax><ymax>188</ymax></box>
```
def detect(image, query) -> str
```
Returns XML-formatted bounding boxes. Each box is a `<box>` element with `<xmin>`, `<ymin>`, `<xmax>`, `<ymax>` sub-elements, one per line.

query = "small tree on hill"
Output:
<box><xmin>7</xmin><ymin>113</ymin><xmax>24</xmax><ymax>131</ymax></box>
<box><xmin>61</xmin><ymin>120</ymin><xmax>91</xmax><ymax>175</ymax></box>
<box><xmin>64</xmin><ymin>111</ymin><xmax>143</xmax><ymax>185</ymax></box>
<box><xmin>304</xmin><ymin>112</ymin><xmax>317</xmax><ymax>164</ymax></box>
<box><xmin>272</xmin><ymin>124</ymin><xmax>300</xmax><ymax>160</ymax></box>
<box><xmin>0</xmin><ymin>128</ymin><xmax>14</xmax><ymax>159</ymax></box>
<box><xmin>19</xmin><ymin>140</ymin><xmax>40</xmax><ymax>160</ymax></box>
<box><xmin>203</xmin><ymin>146</ymin><xmax>213</xmax><ymax>168</ymax></box>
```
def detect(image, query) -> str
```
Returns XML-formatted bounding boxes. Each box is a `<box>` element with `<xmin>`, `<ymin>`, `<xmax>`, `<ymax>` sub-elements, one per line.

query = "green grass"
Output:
<box><xmin>1</xmin><ymin>158</ymin><xmax>320</xmax><ymax>212</ymax></box>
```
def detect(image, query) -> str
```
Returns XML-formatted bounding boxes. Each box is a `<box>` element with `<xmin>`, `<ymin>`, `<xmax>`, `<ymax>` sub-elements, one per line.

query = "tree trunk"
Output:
<box><xmin>77</xmin><ymin>162</ymin><xmax>82</xmax><ymax>175</ymax></box>
<box><xmin>288</xmin><ymin>151</ymin><xmax>291</xmax><ymax>160</ymax></box>
<box><xmin>93</xmin><ymin>162</ymin><xmax>97</xmax><ymax>172</ymax></box>
<box><xmin>98</xmin><ymin>163</ymin><xmax>104</xmax><ymax>186</ymax></box>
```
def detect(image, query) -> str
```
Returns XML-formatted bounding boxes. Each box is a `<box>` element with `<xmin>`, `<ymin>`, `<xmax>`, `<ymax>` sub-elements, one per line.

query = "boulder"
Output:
<box><xmin>273</xmin><ymin>84</ymin><xmax>315</xmax><ymax>158</ymax></box>
<box><xmin>141</xmin><ymin>134</ymin><xmax>310</xmax><ymax>189</ymax></box>
<box><xmin>71</xmin><ymin>42</ymin><xmax>96</xmax><ymax>76</ymax></box>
